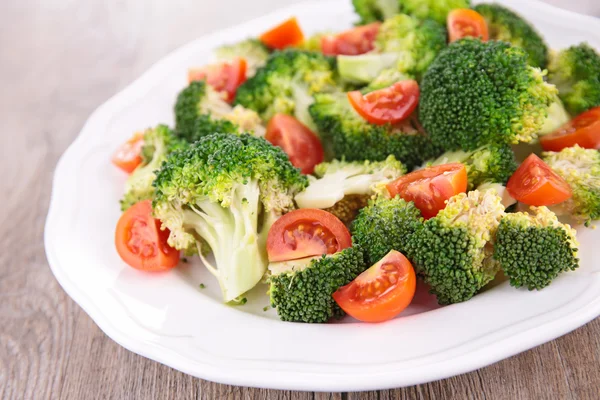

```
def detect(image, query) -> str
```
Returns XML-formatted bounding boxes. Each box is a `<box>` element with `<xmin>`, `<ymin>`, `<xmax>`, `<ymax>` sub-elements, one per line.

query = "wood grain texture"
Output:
<box><xmin>0</xmin><ymin>0</ymin><xmax>599</xmax><ymax>399</ymax></box>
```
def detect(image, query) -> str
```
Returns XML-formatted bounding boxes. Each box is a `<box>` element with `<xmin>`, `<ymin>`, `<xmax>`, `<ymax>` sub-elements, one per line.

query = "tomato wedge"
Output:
<box><xmin>321</xmin><ymin>22</ymin><xmax>381</xmax><ymax>56</ymax></box>
<box><xmin>188</xmin><ymin>57</ymin><xmax>247</xmax><ymax>102</ymax></box>
<box><xmin>112</xmin><ymin>132</ymin><xmax>145</xmax><ymax>174</ymax></box>
<box><xmin>540</xmin><ymin>106</ymin><xmax>600</xmax><ymax>151</ymax></box>
<box><xmin>447</xmin><ymin>9</ymin><xmax>489</xmax><ymax>42</ymax></box>
<box><xmin>506</xmin><ymin>154</ymin><xmax>572</xmax><ymax>206</ymax></box>
<box><xmin>265</xmin><ymin>114</ymin><xmax>324</xmax><ymax>174</ymax></box>
<box><xmin>348</xmin><ymin>80</ymin><xmax>419</xmax><ymax>125</ymax></box>
<box><xmin>386</xmin><ymin>163</ymin><xmax>468</xmax><ymax>219</ymax></box>
<box><xmin>266</xmin><ymin>209</ymin><xmax>352</xmax><ymax>263</ymax></box>
<box><xmin>333</xmin><ymin>250</ymin><xmax>416</xmax><ymax>323</ymax></box>
<box><xmin>115</xmin><ymin>200</ymin><xmax>180</xmax><ymax>272</ymax></box>
<box><xmin>260</xmin><ymin>17</ymin><xmax>304</xmax><ymax>50</ymax></box>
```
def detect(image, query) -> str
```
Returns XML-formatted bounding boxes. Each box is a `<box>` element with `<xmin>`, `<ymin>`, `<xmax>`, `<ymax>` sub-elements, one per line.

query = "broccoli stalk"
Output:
<box><xmin>539</xmin><ymin>96</ymin><xmax>570</xmax><ymax>135</ymax></box>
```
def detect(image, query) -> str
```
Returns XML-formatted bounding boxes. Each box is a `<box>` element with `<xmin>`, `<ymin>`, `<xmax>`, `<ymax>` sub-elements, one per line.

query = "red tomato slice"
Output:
<box><xmin>506</xmin><ymin>154</ymin><xmax>572</xmax><ymax>206</ymax></box>
<box><xmin>265</xmin><ymin>114</ymin><xmax>324</xmax><ymax>174</ymax></box>
<box><xmin>188</xmin><ymin>57</ymin><xmax>247</xmax><ymax>102</ymax></box>
<box><xmin>112</xmin><ymin>132</ymin><xmax>145</xmax><ymax>174</ymax></box>
<box><xmin>321</xmin><ymin>22</ymin><xmax>381</xmax><ymax>56</ymax></box>
<box><xmin>266</xmin><ymin>209</ymin><xmax>352</xmax><ymax>263</ymax></box>
<box><xmin>386</xmin><ymin>163</ymin><xmax>468</xmax><ymax>219</ymax></box>
<box><xmin>540</xmin><ymin>106</ymin><xmax>600</xmax><ymax>151</ymax></box>
<box><xmin>333</xmin><ymin>250</ymin><xmax>416</xmax><ymax>323</ymax></box>
<box><xmin>115</xmin><ymin>200</ymin><xmax>180</xmax><ymax>272</ymax></box>
<box><xmin>348</xmin><ymin>80</ymin><xmax>420</xmax><ymax>126</ymax></box>
<box><xmin>447</xmin><ymin>9</ymin><xmax>489</xmax><ymax>42</ymax></box>
<box><xmin>260</xmin><ymin>17</ymin><xmax>304</xmax><ymax>50</ymax></box>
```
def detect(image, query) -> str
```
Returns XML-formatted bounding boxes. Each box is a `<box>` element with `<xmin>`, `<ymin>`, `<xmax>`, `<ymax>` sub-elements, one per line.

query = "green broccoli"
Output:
<box><xmin>474</xmin><ymin>3</ymin><xmax>548</xmax><ymax>68</ymax></box>
<box><xmin>426</xmin><ymin>143</ymin><xmax>517</xmax><ymax>189</ymax></box>
<box><xmin>174</xmin><ymin>80</ymin><xmax>265</xmax><ymax>142</ymax></box>
<box><xmin>215</xmin><ymin>38</ymin><xmax>270</xmax><ymax>78</ymax></box>
<box><xmin>494</xmin><ymin>206</ymin><xmax>579</xmax><ymax>290</ymax></box>
<box><xmin>398</xmin><ymin>0</ymin><xmax>470</xmax><ymax>25</ymax></box>
<box><xmin>420</xmin><ymin>39</ymin><xmax>557</xmax><ymax>151</ymax></box>
<box><xmin>309</xmin><ymin>92</ymin><xmax>442</xmax><ymax>169</ymax></box>
<box><xmin>406</xmin><ymin>189</ymin><xmax>505</xmax><ymax>304</ymax></box>
<box><xmin>547</xmin><ymin>43</ymin><xmax>600</xmax><ymax>115</ymax></box>
<box><xmin>234</xmin><ymin>49</ymin><xmax>339</xmax><ymax>129</ymax></box>
<box><xmin>120</xmin><ymin>125</ymin><xmax>185</xmax><ymax>211</ymax></box>
<box><xmin>539</xmin><ymin>96</ymin><xmax>570</xmax><ymax>135</ymax></box>
<box><xmin>352</xmin><ymin>0</ymin><xmax>400</xmax><ymax>24</ymax></box>
<box><xmin>543</xmin><ymin>145</ymin><xmax>600</xmax><ymax>224</ymax></box>
<box><xmin>337</xmin><ymin>14</ymin><xmax>446</xmax><ymax>83</ymax></box>
<box><xmin>152</xmin><ymin>133</ymin><xmax>307</xmax><ymax>302</ymax></box>
<box><xmin>294</xmin><ymin>156</ymin><xmax>406</xmax><ymax>224</ymax></box>
<box><xmin>293</xmin><ymin>32</ymin><xmax>329</xmax><ymax>52</ymax></box>
<box><xmin>268</xmin><ymin>246</ymin><xmax>366</xmax><ymax>323</ymax></box>
<box><xmin>351</xmin><ymin>196</ymin><xmax>423</xmax><ymax>266</ymax></box>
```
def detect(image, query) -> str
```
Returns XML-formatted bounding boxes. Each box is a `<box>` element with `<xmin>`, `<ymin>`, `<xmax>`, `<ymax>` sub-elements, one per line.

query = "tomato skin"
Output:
<box><xmin>447</xmin><ymin>9</ymin><xmax>489</xmax><ymax>42</ymax></box>
<box><xmin>386</xmin><ymin>163</ymin><xmax>468</xmax><ymax>219</ymax></box>
<box><xmin>188</xmin><ymin>57</ymin><xmax>247</xmax><ymax>102</ymax></box>
<box><xmin>115</xmin><ymin>200</ymin><xmax>180</xmax><ymax>272</ymax></box>
<box><xmin>348</xmin><ymin>81</ymin><xmax>420</xmax><ymax>126</ymax></box>
<box><xmin>321</xmin><ymin>22</ymin><xmax>381</xmax><ymax>56</ymax></box>
<box><xmin>507</xmin><ymin>154</ymin><xmax>572</xmax><ymax>206</ymax></box>
<box><xmin>540</xmin><ymin>107</ymin><xmax>600</xmax><ymax>151</ymax></box>
<box><xmin>266</xmin><ymin>209</ymin><xmax>352</xmax><ymax>262</ymax></box>
<box><xmin>265</xmin><ymin>114</ymin><xmax>324</xmax><ymax>174</ymax></box>
<box><xmin>112</xmin><ymin>132</ymin><xmax>144</xmax><ymax>174</ymax></box>
<box><xmin>333</xmin><ymin>250</ymin><xmax>416</xmax><ymax>323</ymax></box>
<box><xmin>260</xmin><ymin>17</ymin><xmax>304</xmax><ymax>49</ymax></box>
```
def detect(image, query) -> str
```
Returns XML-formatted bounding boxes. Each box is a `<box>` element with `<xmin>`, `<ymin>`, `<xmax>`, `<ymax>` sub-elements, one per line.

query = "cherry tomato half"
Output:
<box><xmin>506</xmin><ymin>154</ymin><xmax>572</xmax><ymax>206</ymax></box>
<box><xmin>265</xmin><ymin>114</ymin><xmax>324</xmax><ymax>174</ymax></box>
<box><xmin>333</xmin><ymin>250</ymin><xmax>416</xmax><ymax>323</ymax></box>
<box><xmin>540</xmin><ymin>106</ymin><xmax>600</xmax><ymax>151</ymax></box>
<box><xmin>112</xmin><ymin>132</ymin><xmax>145</xmax><ymax>174</ymax></box>
<box><xmin>447</xmin><ymin>9</ymin><xmax>489</xmax><ymax>42</ymax></box>
<box><xmin>386</xmin><ymin>163</ymin><xmax>468</xmax><ymax>219</ymax></box>
<box><xmin>115</xmin><ymin>200</ymin><xmax>180</xmax><ymax>272</ymax></box>
<box><xmin>260</xmin><ymin>17</ymin><xmax>304</xmax><ymax>50</ymax></box>
<box><xmin>348</xmin><ymin>80</ymin><xmax>420</xmax><ymax>126</ymax></box>
<box><xmin>188</xmin><ymin>57</ymin><xmax>247</xmax><ymax>103</ymax></box>
<box><xmin>321</xmin><ymin>22</ymin><xmax>381</xmax><ymax>56</ymax></box>
<box><xmin>266</xmin><ymin>209</ymin><xmax>352</xmax><ymax>263</ymax></box>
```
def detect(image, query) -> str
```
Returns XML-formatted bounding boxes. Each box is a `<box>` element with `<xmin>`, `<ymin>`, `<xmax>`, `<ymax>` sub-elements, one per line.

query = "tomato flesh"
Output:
<box><xmin>386</xmin><ymin>163</ymin><xmax>468</xmax><ymax>219</ymax></box>
<box><xmin>267</xmin><ymin>209</ymin><xmax>352</xmax><ymax>262</ymax></box>
<box><xmin>188</xmin><ymin>57</ymin><xmax>247</xmax><ymax>102</ymax></box>
<box><xmin>507</xmin><ymin>154</ymin><xmax>572</xmax><ymax>206</ymax></box>
<box><xmin>265</xmin><ymin>114</ymin><xmax>324</xmax><ymax>174</ymax></box>
<box><xmin>115</xmin><ymin>200</ymin><xmax>180</xmax><ymax>272</ymax></box>
<box><xmin>333</xmin><ymin>250</ymin><xmax>416</xmax><ymax>323</ymax></box>
<box><xmin>260</xmin><ymin>17</ymin><xmax>304</xmax><ymax>50</ymax></box>
<box><xmin>112</xmin><ymin>132</ymin><xmax>144</xmax><ymax>174</ymax></box>
<box><xmin>540</xmin><ymin>106</ymin><xmax>600</xmax><ymax>151</ymax></box>
<box><xmin>447</xmin><ymin>9</ymin><xmax>489</xmax><ymax>42</ymax></box>
<box><xmin>348</xmin><ymin>81</ymin><xmax>420</xmax><ymax>125</ymax></box>
<box><xmin>321</xmin><ymin>22</ymin><xmax>380</xmax><ymax>56</ymax></box>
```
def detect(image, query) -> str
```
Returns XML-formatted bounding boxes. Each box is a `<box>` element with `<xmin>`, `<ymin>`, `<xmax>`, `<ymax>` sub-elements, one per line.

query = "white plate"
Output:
<box><xmin>45</xmin><ymin>0</ymin><xmax>600</xmax><ymax>391</ymax></box>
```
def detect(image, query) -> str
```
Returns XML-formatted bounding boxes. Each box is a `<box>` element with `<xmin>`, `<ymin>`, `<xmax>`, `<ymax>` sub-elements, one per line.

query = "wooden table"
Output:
<box><xmin>2</xmin><ymin>0</ymin><xmax>599</xmax><ymax>398</ymax></box>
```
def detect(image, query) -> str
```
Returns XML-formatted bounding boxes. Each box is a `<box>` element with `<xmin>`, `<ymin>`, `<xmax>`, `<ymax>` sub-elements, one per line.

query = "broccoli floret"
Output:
<box><xmin>363</xmin><ymin>69</ymin><xmax>413</xmax><ymax>92</ymax></box>
<box><xmin>426</xmin><ymin>143</ymin><xmax>517</xmax><ymax>189</ymax></box>
<box><xmin>309</xmin><ymin>92</ymin><xmax>442</xmax><ymax>169</ymax></box>
<box><xmin>543</xmin><ymin>145</ymin><xmax>600</xmax><ymax>224</ymax></box>
<box><xmin>406</xmin><ymin>189</ymin><xmax>505</xmax><ymax>304</ymax></box>
<box><xmin>474</xmin><ymin>3</ymin><xmax>548</xmax><ymax>68</ymax></box>
<box><xmin>398</xmin><ymin>0</ymin><xmax>470</xmax><ymax>25</ymax></box>
<box><xmin>351</xmin><ymin>196</ymin><xmax>423</xmax><ymax>266</ymax></box>
<box><xmin>477</xmin><ymin>183</ymin><xmax>517</xmax><ymax>210</ymax></box>
<box><xmin>294</xmin><ymin>156</ymin><xmax>406</xmax><ymax>224</ymax></box>
<box><xmin>174</xmin><ymin>80</ymin><xmax>265</xmax><ymax>141</ymax></box>
<box><xmin>153</xmin><ymin>133</ymin><xmax>307</xmax><ymax>302</ymax></box>
<box><xmin>293</xmin><ymin>32</ymin><xmax>329</xmax><ymax>52</ymax></box>
<box><xmin>420</xmin><ymin>39</ymin><xmax>557</xmax><ymax>150</ymax></box>
<box><xmin>352</xmin><ymin>0</ymin><xmax>399</xmax><ymax>24</ymax></box>
<box><xmin>234</xmin><ymin>49</ymin><xmax>339</xmax><ymax>129</ymax></box>
<box><xmin>268</xmin><ymin>246</ymin><xmax>366</xmax><ymax>323</ymax></box>
<box><xmin>548</xmin><ymin>43</ymin><xmax>600</xmax><ymax>115</ymax></box>
<box><xmin>120</xmin><ymin>125</ymin><xmax>185</xmax><ymax>211</ymax></box>
<box><xmin>494</xmin><ymin>206</ymin><xmax>579</xmax><ymax>290</ymax></box>
<box><xmin>539</xmin><ymin>96</ymin><xmax>570</xmax><ymax>135</ymax></box>
<box><xmin>215</xmin><ymin>38</ymin><xmax>270</xmax><ymax>78</ymax></box>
